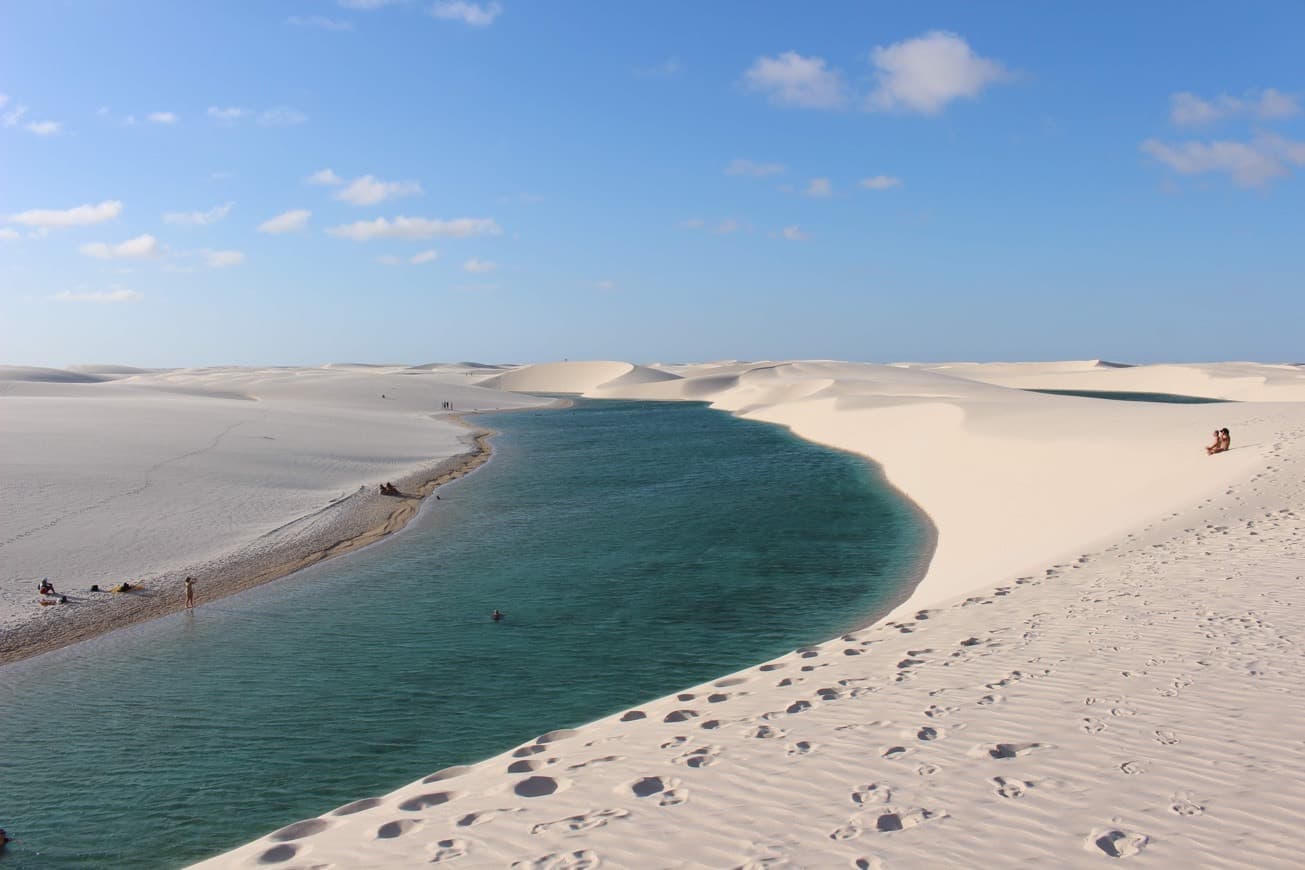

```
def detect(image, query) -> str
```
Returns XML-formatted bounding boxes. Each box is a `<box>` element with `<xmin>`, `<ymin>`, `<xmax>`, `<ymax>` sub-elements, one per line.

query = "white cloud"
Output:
<box><xmin>463</xmin><ymin>257</ymin><xmax>498</xmax><ymax>273</ymax></box>
<box><xmin>377</xmin><ymin>255</ymin><xmax>403</xmax><ymax>266</ymax></box>
<box><xmin>0</xmin><ymin>94</ymin><xmax>7</xmax><ymax>109</ymax></box>
<box><xmin>327</xmin><ymin>216</ymin><xmax>502</xmax><ymax>241</ymax></box>
<box><xmin>431</xmin><ymin>1</ymin><xmax>502</xmax><ymax>27</ymax></box>
<box><xmin>713</xmin><ymin>218</ymin><xmax>740</xmax><ymax>235</ymax></box>
<box><xmin>1140</xmin><ymin>135</ymin><xmax>1305</xmax><ymax>187</ymax></box>
<box><xmin>744</xmin><ymin>51</ymin><xmax>845</xmax><ymax>109</ymax></box>
<box><xmin>10</xmin><ymin>200</ymin><xmax>123</xmax><ymax>229</ymax></box>
<box><xmin>258</xmin><ymin>209</ymin><xmax>312</xmax><ymax>234</ymax></box>
<box><xmin>1170</xmin><ymin>89</ymin><xmax>1300</xmax><ymax>125</ymax></box>
<box><xmin>287</xmin><ymin>15</ymin><xmax>354</xmax><ymax>31</ymax></box>
<box><xmin>25</xmin><ymin>120</ymin><xmax>61</xmax><ymax>135</ymax></box>
<box><xmin>725</xmin><ymin>159</ymin><xmax>785</xmax><ymax>177</ymax></box>
<box><xmin>781</xmin><ymin>225</ymin><xmax>809</xmax><ymax>241</ymax></box>
<box><xmin>203</xmin><ymin>249</ymin><xmax>245</xmax><ymax>268</ymax></box>
<box><xmin>679</xmin><ymin>217</ymin><xmax>705</xmax><ymax>230</ymax></box>
<box><xmin>3</xmin><ymin>104</ymin><xmax>28</xmax><ymax>126</ymax></box>
<box><xmin>335</xmin><ymin>174</ymin><xmax>423</xmax><ymax>206</ymax></box>
<box><xmin>410</xmin><ymin>249</ymin><xmax>439</xmax><ymax>264</ymax></box>
<box><xmin>164</xmin><ymin>202</ymin><xmax>234</xmax><ymax>226</ymax></box>
<box><xmin>260</xmin><ymin>106</ymin><xmax>308</xmax><ymax>126</ymax></box>
<box><xmin>53</xmin><ymin>286</ymin><xmax>143</xmax><ymax>303</ymax></box>
<box><xmin>866</xmin><ymin>31</ymin><xmax>1009</xmax><ymax>114</ymax></box>
<box><xmin>860</xmin><ymin>175</ymin><xmax>903</xmax><ymax>190</ymax></box>
<box><xmin>0</xmin><ymin>227</ymin><xmax>20</xmax><ymax>241</ymax></box>
<box><xmin>147</xmin><ymin>111</ymin><xmax>177</xmax><ymax>124</ymax></box>
<box><xmin>307</xmin><ymin>168</ymin><xmax>344</xmax><ymax>186</ymax></box>
<box><xmin>805</xmin><ymin>177</ymin><xmax>832</xmax><ymax>198</ymax></box>
<box><xmin>207</xmin><ymin>106</ymin><xmax>248</xmax><ymax>123</ymax></box>
<box><xmin>594</xmin><ymin>279</ymin><xmax>617</xmax><ymax>291</ymax></box>
<box><xmin>79</xmin><ymin>234</ymin><xmax>162</xmax><ymax>260</ymax></box>
<box><xmin>210</xmin><ymin>170</ymin><xmax>237</xmax><ymax>181</ymax></box>
<box><xmin>338</xmin><ymin>0</ymin><xmax>401</xmax><ymax>8</ymax></box>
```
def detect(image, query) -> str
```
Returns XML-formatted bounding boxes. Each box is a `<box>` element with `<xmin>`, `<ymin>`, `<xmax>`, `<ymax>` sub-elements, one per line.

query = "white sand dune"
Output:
<box><xmin>0</xmin><ymin>364</ymin><xmax>548</xmax><ymax>661</ymax></box>
<box><xmin>198</xmin><ymin>359</ymin><xmax>1305</xmax><ymax>868</ymax></box>
<box><xmin>480</xmin><ymin>360</ymin><xmax>681</xmax><ymax>394</ymax></box>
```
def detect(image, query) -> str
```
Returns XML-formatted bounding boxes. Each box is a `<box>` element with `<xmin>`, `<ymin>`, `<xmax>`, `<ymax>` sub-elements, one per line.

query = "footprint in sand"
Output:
<box><xmin>992</xmin><ymin>777</ymin><xmax>1032</xmax><ymax>799</ymax></box>
<box><xmin>377</xmin><ymin>819</ymin><xmax>423</xmax><ymax>839</ymax></box>
<box><xmin>531</xmin><ymin>808</ymin><xmax>630</xmax><ymax>835</ymax></box>
<box><xmin>1119</xmin><ymin>760</ymin><xmax>1149</xmax><ymax>776</ymax></box>
<box><xmin>673</xmin><ymin>745</ymin><xmax>722</xmax><ymax>768</ymax></box>
<box><xmin>1081</xmin><ymin>718</ymin><xmax>1108</xmax><ymax>734</ymax></box>
<box><xmin>786</xmin><ymin>741</ymin><xmax>816</xmax><ymax>757</ymax></box>
<box><xmin>267</xmin><ymin>819</ymin><xmax>330</xmax><ymax>842</ymax></box>
<box><xmin>830</xmin><ymin>816</ymin><xmax>864</xmax><ymax>840</ymax></box>
<box><xmin>456</xmin><ymin>809</ymin><xmax>522</xmax><ymax>828</ymax></box>
<box><xmin>869</xmin><ymin>807</ymin><xmax>945</xmax><ymax>832</ymax></box>
<box><xmin>430</xmin><ymin>838</ymin><xmax>469</xmax><ymax>863</ymax></box>
<box><xmin>749</xmin><ymin>725</ymin><xmax>786</xmax><ymax>740</ymax></box>
<box><xmin>514</xmin><ymin>776</ymin><xmax>567</xmax><ymax>798</ymax></box>
<box><xmin>398</xmin><ymin>792</ymin><xmax>454</xmax><ymax>811</ymax></box>
<box><xmin>511</xmin><ymin>850</ymin><xmax>601</xmax><ymax>870</ymax></box>
<box><xmin>1087</xmin><ymin>828</ymin><xmax>1149</xmax><ymax>858</ymax></box>
<box><xmin>256</xmin><ymin>844</ymin><xmax>299</xmax><ymax>863</ymax></box>
<box><xmin>977</xmin><ymin>742</ymin><xmax>1054</xmax><ymax>760</ymax></box>
<box><xmin>1169</xmin><ymin>793</ymin><xmax>1205</xmax><ymax>816</ymax></box>
<box><xmin>629</xmin><ymin>775</ymin><xmax>687</xmax><ymax>806</ymax></box>
<box><xmin>916</xmin><ymin>763</ymin><xmax>940</xmax><ymax>776</ymax></box>
<box><xmin>881</xmin><ymin>745</ymin><xmax>913</xmax><ymax>761</ymax></box>
<box><xmin>1154</xmin><ymin>729</ymin><xmax>1180</xmax><ymax>745</ymax></box>
<box><xmin>851</xmin><ymin>783</ymin><xmax>892</xmax><ymax>806</ymax></box>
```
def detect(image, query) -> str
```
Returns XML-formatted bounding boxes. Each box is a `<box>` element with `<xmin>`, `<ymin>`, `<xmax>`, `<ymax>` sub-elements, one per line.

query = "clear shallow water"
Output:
<box><xmin>0</xmin><ymin>400</ymin><xmax>929</xmax><ymax>868</ymax></box>
<box><xmin>1026</xmin><ymin>389</ymin><xmax>1228</xmax><ymax>404</ymax></box>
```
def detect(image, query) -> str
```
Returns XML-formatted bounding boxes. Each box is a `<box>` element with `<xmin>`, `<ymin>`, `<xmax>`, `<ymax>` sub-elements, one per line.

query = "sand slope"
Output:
<box><xmin>200</xmin><ymin>359</ymin><xmax>1305</xmax><ymax>868</ymax></box>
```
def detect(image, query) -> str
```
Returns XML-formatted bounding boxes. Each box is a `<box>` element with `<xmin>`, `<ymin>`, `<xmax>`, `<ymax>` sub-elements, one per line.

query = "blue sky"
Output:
<box><xmin>2</xmin><ymin>1</ymin><xmax>1302</xmax><ymax>366</ymax></box>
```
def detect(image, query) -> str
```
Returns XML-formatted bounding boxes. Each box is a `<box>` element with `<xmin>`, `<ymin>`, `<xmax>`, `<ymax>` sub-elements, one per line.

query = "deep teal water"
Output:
<box><xmin>1026</xmin><ymin>388</ymin><xmax>1228</xmax><ymax>404</ymax></box>
<box><xmin>0</xmin><ymin>400</ymin><xmax>929</xmax><ymax>869</ymax></box>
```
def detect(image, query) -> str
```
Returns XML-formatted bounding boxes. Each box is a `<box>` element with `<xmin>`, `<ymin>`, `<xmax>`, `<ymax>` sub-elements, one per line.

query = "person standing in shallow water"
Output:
<box><xmin>184</xmin><ymin>576</ymin><xmax>195</xmax><ymax>609</ymax></box>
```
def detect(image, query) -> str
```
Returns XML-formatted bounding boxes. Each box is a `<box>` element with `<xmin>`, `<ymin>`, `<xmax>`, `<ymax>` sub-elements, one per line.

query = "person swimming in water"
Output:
<box><xmin>491</xmin><ymin>609</ymin><xmax>504</xmax><ymax>622</ymax></box>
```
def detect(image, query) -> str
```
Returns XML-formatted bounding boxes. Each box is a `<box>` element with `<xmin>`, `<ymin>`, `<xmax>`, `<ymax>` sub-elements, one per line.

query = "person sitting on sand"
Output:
<box><xmin>59</xmin><ymin>595</ymin><xmax>69</xmax><ymax>605</ymax></box>
<box><xmin>38</xmin><ymin>579</ymin><xmax>55</xmax><ymax>595</ymax></box>
<box><xmin>1205</xmin><ymin>429</ymin><xmax>1222</xmax><ymax>454</ymax></box>
<box><xmin>112</xmin><ymin>581</ymin><xmax>133</xmax><ymax>593</ymax></box>
<box><xmin>379</xmin><ymin>482</ymin><xmax>400</xmax><ymax>496</ymax></box>
<box><xmin>1220</xmin><ymin>427</ymin><xmax>1231</xmax><ymax>451</ymax></box>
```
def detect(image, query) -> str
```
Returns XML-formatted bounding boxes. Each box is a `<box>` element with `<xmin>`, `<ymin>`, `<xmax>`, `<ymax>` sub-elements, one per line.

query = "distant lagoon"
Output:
<box><xmin>0</xmin><ymin>399</ymin><xmax>930</xmax><ymax>868</ymax></box>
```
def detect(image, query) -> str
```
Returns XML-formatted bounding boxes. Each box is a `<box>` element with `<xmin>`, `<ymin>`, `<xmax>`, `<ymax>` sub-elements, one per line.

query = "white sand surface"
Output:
<box><xmin>199</xmin><ymin>360</ymin><xmax>1305</xmax><ymax>868</ymax></box>
<box><xmin>0</xmin><ymin>363</ymin><xmax>547</xmax><ymax>661</ymax></box>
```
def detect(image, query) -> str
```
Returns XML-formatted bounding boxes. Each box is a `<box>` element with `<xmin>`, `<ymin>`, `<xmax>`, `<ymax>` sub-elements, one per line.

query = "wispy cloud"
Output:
<box><xmin>164</xmin><ymin>202</ymin><xmax>234</xmax><ymax>226</ymax></box>
<box><xmin>431</xmin><ymin>1</ymin><xmax>502</xmax><ymax>27</ymax></box>
<box><xmin>635</xmin><ymin>57</ymin><xmax>683</xmax><ymax>79</ymax></box>
<box><xmin>10</xmin><ymin>200</ymin><xmax>123</xmax><ymax>229</ymax></box>
<box><xmin>1170</xmin><ymin>89</ymin><xmax>1299</xmax><ymax>125</ymax></box>
<box><xmin>410</xmin><ymin>249</ymin><xmax>439</xmax><ymax>264</ymax></box>
<box><xmin>53</xmin><ymin>285</ymin><xmax>143</xmax><ymax>303</ymax></box>
<box><xmin>866</xmin><ymin>31</ymin><xmax>1010</xmax><ymax>114</ymax></box>
<box><xmin>207</xmin><ymin>106</ymin><xmax>249</xmax><ymax>123</ymax></box>
<box><xmin>327</xmin><ymin>216</ymin><xmax>502</xmax><ymax>241</ymax></box>
<box><xmin>725</xmin><ymin>159</ymin><xmax>785</xmax><ymax>177</ymax></box>
<box><xmin>287</xmin><ymin>15</ymin><xmax>354</xmax><ymax>31</ymax></box>
<box><xmin>780</xmin><ymin>225</ymin><xmax>809</xmax><ymax>241</ymax></box>
<box><xmin>335</xmin><ymin>174</ymin><xmax>423</xmax><ymax>206</ymax></box>
<box><xmin>3</xmin><ymin>103</ymin><xmax>29</xmax><ymax>127</ymax></box>
<box><xmin>338</xmin><ymin>0</ymin><xmax>402</xmax><ymax>8</ymax></box>
<box><xmin>744</xmin><ymin>52</ymin><xmax>845</xmax><ymax>109</ymax></box>
<box><xmin>860</xmin><ymin>175</ymin><xmax>903</xmax><ymax>190</ymax></box>
<box><xmin>260</xmin><ymin>107</ymin><xmax>308</xmax><ymax>126</ymax></box>
<box><xmin>79</xmin><ymin>234</ymin><xmax>162</xmax><ymax>260</ymax></box>
<box><xmin>147</xmin><ymin>111</ymin><xmax>177</xmax><ymax>124</ymax></box>
<box><xmin>25</xmin><ymin>120</ymin><xmax>61</xmax><ymax>135</ymax></box>
<box><xmin>463</xmin><ymin>257</ymin><xmax>498</xmax><ymax>273</ymax></box>
<box><xmin>0</xmin><ymin>227</ymin><xmax>21</xmax><ymax>241</ymax></box>
<box><xmin>713</xmin><ymin>218</ymin><xmax>740</xmax><ymax>235</ymax></box>
<box><xmin>306</xmin><ymin>168</ymin><xmax>344</xmax><ymax>186</ymax></box>
<box><xmin>804</xmin><ymin>177</ymin><xmax>832</xmax><ymax>198</ymax></box>
<box><xmin>202</xmin><ymin>249</ymin><xmax>245</xmax><ymax>268</ymax></box>
<box><xmin>1141</xmin><ymin>134</ymin><xmax>1305</xmax><ymax>187</ymax></box>
<box><xmin>258</xmin><ymin>209</ymin><xmax>312</xmax><ymax>234</ymax></box>
<box><xmin>678</xmin><ymin>217</ymin><xmax>705</xmax><ymax>230</ymax></box>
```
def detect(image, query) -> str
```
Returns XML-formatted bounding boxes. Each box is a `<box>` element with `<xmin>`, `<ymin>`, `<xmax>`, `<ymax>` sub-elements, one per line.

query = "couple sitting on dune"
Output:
<box><xmin>1206</xmin><ymin>428</ymin><xmax>1231</xmax><ymax>455</ymax></box>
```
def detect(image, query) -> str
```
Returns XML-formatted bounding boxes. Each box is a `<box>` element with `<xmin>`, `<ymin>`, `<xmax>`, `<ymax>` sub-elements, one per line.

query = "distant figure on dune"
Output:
<box><xmin>112</xmin><ymin>582</ymin><xmax>133</xmax><ymax>593</ymax></box>
<box><xmin>1206</xmin><ymin>427</ymin><xmax>1231</xmax><ymax>455</ymax></box>
<box><xmin>379</xmin><ymin>482</ymin><xmax>400</xmax><ymax>496</ymax></box>
<box><xmin>38</xmin><ymin>579</ymin><xmax>55</xmax><ymax>595</ymax></box>
<box><xmin>491</xmin><ymin>609</ymin><xmax>504</xmax><ymax>623</ymax></box>
<box><xmin>185</xmin><ymin>576</ymin><xmax>196</xmax><ymax>609</ymax></box>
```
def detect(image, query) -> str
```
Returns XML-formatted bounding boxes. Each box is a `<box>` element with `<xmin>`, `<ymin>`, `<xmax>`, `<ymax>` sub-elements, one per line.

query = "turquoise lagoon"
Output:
<box><xmin>0</xmin><ymin>400</ymin><xmax>930</xmax><ymax>868</ymax></box>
